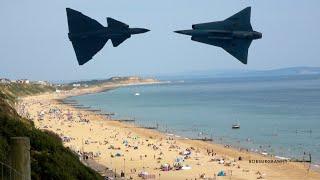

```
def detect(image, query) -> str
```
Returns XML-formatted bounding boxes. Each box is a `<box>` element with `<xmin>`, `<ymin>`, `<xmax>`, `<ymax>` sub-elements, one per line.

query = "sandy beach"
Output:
<box><xmin>16</xmin><ymin>83</ymin><xmax>320</xmax><ymax>180</ymax></box>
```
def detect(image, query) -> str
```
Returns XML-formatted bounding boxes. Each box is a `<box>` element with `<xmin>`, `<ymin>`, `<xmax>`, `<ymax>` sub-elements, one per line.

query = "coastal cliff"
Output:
<box><xmin>67</xmin><ymin>76</ymin><xmax>159</xmax><ymax>86</ymax></box>
<box><xmin>0</xmin><ymin>82</ymin><xmax>103</xmax><ymax>179</ymax></box>
<box><xmin>0</xmin><ymin>76</ymin><xmax>159</xmax><ymax>179</ymax></box>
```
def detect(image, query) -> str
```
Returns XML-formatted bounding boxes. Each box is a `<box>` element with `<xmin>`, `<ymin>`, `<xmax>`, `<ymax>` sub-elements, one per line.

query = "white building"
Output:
<box><xmin>17</xmin><ymin>79</ymin><xmax>30</xmax><ymax>84</ymax></box>
<box><xmin>34</xmin><ymin>81</ymin><xmax>51</xmax><ymax>86</ymax></box>
<box><xmin>0</xmin><ymin>78</ymin><xmax>11</xmax><ymax>84</ymax></box>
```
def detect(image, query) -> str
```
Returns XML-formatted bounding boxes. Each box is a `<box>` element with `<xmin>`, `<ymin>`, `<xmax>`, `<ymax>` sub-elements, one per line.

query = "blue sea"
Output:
<box><xmin>69</xmin><ymin>75</ymin><xmax>320</xmax><ymax>164</ymax></box>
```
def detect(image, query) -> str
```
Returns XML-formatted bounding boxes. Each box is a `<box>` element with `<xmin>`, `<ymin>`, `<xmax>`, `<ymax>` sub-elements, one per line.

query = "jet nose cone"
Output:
<box><xmin>140</xmin><ymin>28</ymin><xmax>150</xmax><ymax>33</ymax></box>
<box><xmin>174</xmin><ymin>30</ymin><xmax>193</xmax><ymax>36</ymax></box>
<box><xmin>130</xmin><ymin>28</ymin><xmax>150</xmax><ymax>34</ymax></box>
<box><xmin>174</xmin><ymin>30</ymin><xmax>185</xmax><ymax>34</ymax></box>
<box><xmin>253</xmin><ymin>31</ymin><xmax>262</xmax><ymax>39</ymax></box>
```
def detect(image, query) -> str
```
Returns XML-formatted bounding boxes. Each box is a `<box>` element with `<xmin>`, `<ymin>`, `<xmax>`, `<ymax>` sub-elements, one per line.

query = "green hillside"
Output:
<box><xmin>0</xmin><ymin>83</ymin><xmax>55</xmax><ymax>103</ymax></box>
<box><xmin>0</xmin><ymin>85</ymin><xmax>102</xmax><ymax>179</ymax></box>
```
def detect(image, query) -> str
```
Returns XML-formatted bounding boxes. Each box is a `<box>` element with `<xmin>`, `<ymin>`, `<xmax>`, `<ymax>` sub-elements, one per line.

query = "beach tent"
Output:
<box><xmin>217</xmin><ymin>170</ymin><xmax>226</xmax><ymax>176</ymax></box>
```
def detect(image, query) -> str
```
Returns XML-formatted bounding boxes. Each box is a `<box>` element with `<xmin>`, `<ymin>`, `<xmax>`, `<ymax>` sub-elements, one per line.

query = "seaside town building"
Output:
<box><xmin>17</xmin><ymin>79</ymin><xmax>30</xmax><ymax>84</ymax></box>
<box><xmin>34</xmin><ymin>80</ymin><xmax>51</xmax><ymax>86</ymax></box>
<box><xmin>0</xmin><ymin>78</ymin><xmax>11</xmax><ymax>84</ymax></box>
<box><xmin>72</xmin><ymin>83</ymin><xmax>81</xmax><ymax>87</ymax></box>
<box><xmin>0</xmin><ymin>78</ymin><xmax>56</xmax><ymax>87</ymax></box>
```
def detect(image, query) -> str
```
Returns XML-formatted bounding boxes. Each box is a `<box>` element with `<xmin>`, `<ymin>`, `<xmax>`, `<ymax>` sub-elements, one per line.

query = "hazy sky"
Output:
<box><xmin>1</xmin><ymin>1</ymin><xmax>320</xmax><ymax>81</ymax></box>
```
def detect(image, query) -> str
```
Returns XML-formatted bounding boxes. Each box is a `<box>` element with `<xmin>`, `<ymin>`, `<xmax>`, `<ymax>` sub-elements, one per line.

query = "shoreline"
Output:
<box><xmin>67</xmin><ymin>84</ymin><xmax>319</xmax><ymax>167</ymax></box>
<box><xmin>17</xmin><ymin>82</ymin><xmax>320</xmax><ymax>179</ymax></box>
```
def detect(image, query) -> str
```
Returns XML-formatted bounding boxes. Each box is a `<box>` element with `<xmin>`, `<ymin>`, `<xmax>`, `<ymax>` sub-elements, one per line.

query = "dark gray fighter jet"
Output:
<box><xmin>175</xmin><ymin>7</ymin><xmax>262</xmax><ymax>64</ymax></box>
<box><xmin>66</xmin><ymin>8</ymin><xmax>149</xmax><ymax>65</ymax></box>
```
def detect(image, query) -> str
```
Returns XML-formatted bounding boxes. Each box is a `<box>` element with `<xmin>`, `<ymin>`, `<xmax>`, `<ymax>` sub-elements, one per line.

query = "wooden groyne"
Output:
<box><xmin>192</xmin><ymin>137</ymin><xmax>213</xmax><ymax>142</ymax></box>
<box><xmin>114</xmin><ymin>118</ymin><xmax>135</xmax><ymax>122</ymax></box>
<box><xmin>143</xmin><ymin>126</ymin><xmax>158</xmax><ymax>130</ymax></box>
<box><xmin>99</xmin><ymin>112</ymin><xmax>115</xmax><ymax>116</ymax></box>
<box><xmin>87</xmin><ymin>109</ymin><xmax>102</xmax><ymax>112</ymax></box>
<box><xmin>72</xmin><ymin>106</ymin><xmax>92</xmax><ymax>109</ymax></box>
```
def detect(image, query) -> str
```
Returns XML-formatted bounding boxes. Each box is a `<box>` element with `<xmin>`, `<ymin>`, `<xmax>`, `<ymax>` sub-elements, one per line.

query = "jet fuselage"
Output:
<box><xmin>175</xmin><ymin>29</ymin><xmax>262</xmax><ymax>40</ymax></box>
<box><xmin>68</xmin><ymin>27</ymin><xmax>149</xmax><ymax>40</ymax></box>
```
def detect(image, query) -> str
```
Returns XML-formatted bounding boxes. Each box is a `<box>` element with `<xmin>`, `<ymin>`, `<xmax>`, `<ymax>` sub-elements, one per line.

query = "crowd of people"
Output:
<box><xmin>16</xmin><ymin>96</ymin><xmax>268</xmax><ymax>180</ymax></box>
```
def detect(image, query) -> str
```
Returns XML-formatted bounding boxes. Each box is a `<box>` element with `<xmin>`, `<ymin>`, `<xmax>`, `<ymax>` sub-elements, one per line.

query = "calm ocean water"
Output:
<box><xmin>70</xmin><ymin>75</ymin><xmax>320</xmax><ymax>164</ymax></box>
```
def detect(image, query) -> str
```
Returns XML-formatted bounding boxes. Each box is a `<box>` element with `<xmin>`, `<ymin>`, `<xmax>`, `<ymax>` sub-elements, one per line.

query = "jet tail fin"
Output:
<box><xmin>192</xmin><ymin>7</ymin><xmax>252</xmax><ymax>31</ymax></box>
<box><xmin>107</xmin><ymin>17</ymin><xmax>129</xmax><ymax>29</ymax></box>
<box><xmin>225</xmin><ymin>7</ymin><xmax>252</xmax><ymax>31</ymax></box>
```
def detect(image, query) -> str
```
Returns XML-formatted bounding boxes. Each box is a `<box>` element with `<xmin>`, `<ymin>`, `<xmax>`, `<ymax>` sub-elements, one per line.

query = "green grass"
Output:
<box><xmin>0</xmin><ymin>86</ymin><xmax>102</xmax><ymax>179</ymax></box>
<box><xmin>0</xmin><ymin>83</ymin><xmax>55</xmax><ymax>103</ymax></box>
